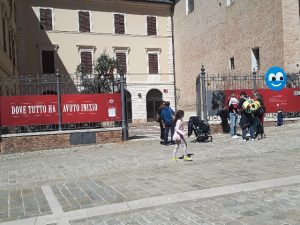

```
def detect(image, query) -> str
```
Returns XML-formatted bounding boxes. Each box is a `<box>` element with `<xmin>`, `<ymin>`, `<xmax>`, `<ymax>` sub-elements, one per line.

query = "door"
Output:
<box><xmin>146</xmin><ymin>89</ymin><xmax>162</xmax><ymax>122</ymax></box>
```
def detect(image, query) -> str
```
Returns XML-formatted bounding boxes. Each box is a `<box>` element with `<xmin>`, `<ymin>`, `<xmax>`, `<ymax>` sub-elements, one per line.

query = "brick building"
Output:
<box><xmin>173</xmin><ymin>0</ymin><xmax>300</xmax><ymax>116</ymax></box>
<box><xmin>0</xmin><ymin>0</ymin><xmax>18</xmax><ymax>94</ymax></box>
<box><xmin>15</xmin><ymin>0</ymin><xmax>175</xmax><ymax>123</ymax></box>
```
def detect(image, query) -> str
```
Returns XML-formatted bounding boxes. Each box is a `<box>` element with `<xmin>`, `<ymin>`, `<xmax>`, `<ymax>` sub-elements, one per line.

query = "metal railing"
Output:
<box><xmin>196</xmin><ymin>66</ymin><xmax>300</xmax><ymax>121</ymax></box>
<box><xmin>0</xmin><ymin>72</ymin><xmax>126</xmax><ymax>134</ymax></box>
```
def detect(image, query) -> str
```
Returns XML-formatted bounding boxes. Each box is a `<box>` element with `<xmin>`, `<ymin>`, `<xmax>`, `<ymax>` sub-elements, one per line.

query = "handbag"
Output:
<box><xmin>155</xmin><ymin>113</ymin><xmax>161</xmax><ymax>122</ymax></box>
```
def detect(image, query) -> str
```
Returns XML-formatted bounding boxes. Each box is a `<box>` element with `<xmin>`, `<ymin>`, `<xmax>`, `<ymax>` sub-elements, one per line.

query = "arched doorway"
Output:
<box><xmin>125</xmin><ymin>90</ymin><xmax>132</xmax><ymax>123</ymax></box>
<box><xmin>146</xmin><ymin>89</ymin><xmax>162</xmax><ymax>122</ymax></box>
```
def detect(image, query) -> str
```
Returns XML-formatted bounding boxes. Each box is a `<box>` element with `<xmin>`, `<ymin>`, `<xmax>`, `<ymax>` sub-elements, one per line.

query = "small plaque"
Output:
<box><xmin>108</xmin><ymin>108</ymin><xmax>116</xmax><ymax>117</ymax></box>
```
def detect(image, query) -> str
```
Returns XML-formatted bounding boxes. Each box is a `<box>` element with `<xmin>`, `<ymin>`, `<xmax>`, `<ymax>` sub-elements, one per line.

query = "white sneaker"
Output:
<box><xmin>250</xmin><ymin>139</ymin><xmax>255</xmax><ymax>141</ymax></box>
<box><xmin>232</xmin><ymin>135</ymin><xmax>238</xmax><ymax>139</ymax></box>
<box><xmin>239</xmin><ymin>139</ymin><xmax>247</xmax><ymax>142</ymax></box>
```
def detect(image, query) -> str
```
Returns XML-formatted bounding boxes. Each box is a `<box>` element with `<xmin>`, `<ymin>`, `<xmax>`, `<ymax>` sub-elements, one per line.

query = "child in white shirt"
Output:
<box><xmin>172</xmin><ymin>110</ymin><xmax>192</xmax><ymax>161</ymax></box>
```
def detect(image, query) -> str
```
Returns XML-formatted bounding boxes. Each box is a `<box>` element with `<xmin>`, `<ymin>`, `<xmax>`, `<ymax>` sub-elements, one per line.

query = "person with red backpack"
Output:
<box><xmin>228</xmin><ymin>92</ymin><xmax>239</xmax><ymax>138</ymax></box>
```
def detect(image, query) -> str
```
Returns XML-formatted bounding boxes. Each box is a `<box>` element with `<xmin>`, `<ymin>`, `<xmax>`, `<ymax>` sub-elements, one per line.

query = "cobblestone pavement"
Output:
<box><xmin>0</xmin><ymin>121</ymin><xmax>299</xmax><ymax>224</ymax></box>
<box><xmin>70</xmin><ymin>184</ymin><xmax>300</xmax><ymax>225</ymax></box>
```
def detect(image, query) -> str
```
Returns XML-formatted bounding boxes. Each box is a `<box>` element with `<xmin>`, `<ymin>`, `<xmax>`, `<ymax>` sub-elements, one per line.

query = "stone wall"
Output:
<box><xmin>0</xmin><ymin>128</ymin><xmax>122</xmax><ymax>154</ymax></box>
<box><xmin>127</xmin><ymin>84</ymin><xmax>175</xmax><ymax>123</ymax></box>
<box><xmin>282</xmin><ymin>0</ymin><xmax>300</xmax><ymax>72</ymax></box>
<box><xmin>173</xmin><ymin>0</ymin><xmax>299</xmax><ymax>115</ymax></box>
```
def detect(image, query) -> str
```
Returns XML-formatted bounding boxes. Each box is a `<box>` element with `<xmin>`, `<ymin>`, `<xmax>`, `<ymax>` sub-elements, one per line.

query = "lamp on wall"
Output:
<box><xmin>138</xmin><ymin>93</ymin><xmax>142</xmax><ymax>98</ymax></box>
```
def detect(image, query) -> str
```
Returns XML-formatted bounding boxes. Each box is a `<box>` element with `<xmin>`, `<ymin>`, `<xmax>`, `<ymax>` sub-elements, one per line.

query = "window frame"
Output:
<box><xmin>77</xmin><ymin>10</ymin><xmax>92</xmax><ymax>32</ymax></box>
<box><xmin>251</xmin><ymin>48</ymin><xmax>260</xmax><ymax>71</ymax></box>
<box><xmin>186</xmin><ymin>0</ymin><xmax>194</xmax><ymax>15</ymax></box>
<box><xmin>226</xmin><ymin>0</ymin><xmax>234</xmax><ymax>7</ymax></box>
<box><xmin>79</xmin><ymin>49</ymin><xmax>94</xmax><ymax>74</ymax></box>
<box><xmin>229</xmin><ymin>57</ymin><xmax>235</xmax><ymax>70</ymax></box>
<box><xmin>40</xmin><ymin>49</ymin><xmax>56</xmax><ymax>74</ymax></box>
<box><xmin>38</xmin><ymin>7</ymin><xmax>54</xmax><ymax>31</ymax></box>
<box><xmin>113</xmin><ymin>13</ymin><xmax>127</xmax><ymax>35</ymax></box>
<box><xmin>147</xmin><ymin>50</ymin><xmax>160</xmax><ymax>75</ymax></box>
<box><xmin>114</xmin><ymin>50</ymin><xmax>129</xmax><ymax>75</ymax></box>
<box><xmin>146</xmin><ymin>15</ymin><xmax>158</xmax><ymax>36</ymax></box>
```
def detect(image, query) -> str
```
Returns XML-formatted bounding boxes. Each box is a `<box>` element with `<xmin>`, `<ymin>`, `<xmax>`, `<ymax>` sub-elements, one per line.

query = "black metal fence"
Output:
<box><xmin>196</xmin><ymin>67</ymin><xmax>300</xmax><ymax>120</ymax></box>
<box><xmin>205</xmin><ymin>72</ymin><xmax>300</xmax><ymax>92</ymax></box>
<box><xmin>0</xmin><ymin>73</ymin><xmax>122</xmax><ymax>96</ymax></box>
<box><xmin>0</xmin><ymin>73</ymin><xmax>124</xmax><ymax>134</ymax></box>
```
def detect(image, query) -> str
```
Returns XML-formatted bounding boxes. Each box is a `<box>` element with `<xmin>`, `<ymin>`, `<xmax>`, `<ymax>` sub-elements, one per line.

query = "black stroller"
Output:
<box><xmin>188</xmin><ymin>116</ymin><xmax>213</xmax><ymax>142</ymax></box>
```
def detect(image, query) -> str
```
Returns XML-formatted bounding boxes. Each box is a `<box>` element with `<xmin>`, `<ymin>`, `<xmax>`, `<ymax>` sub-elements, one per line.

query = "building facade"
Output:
<box><xmin>15</xmin><ymin>0</ymin><xmax>175</xmax><ymax>123</ymax></box>
<box><xmin>0</xmin><ymin>0</ymin><xmax>18</xmax><ymax>94</ymax></box>
<box><xmin>173</xmin><ymin>0</ymin><xmax>300</xmax><ymax>116</ymax></box>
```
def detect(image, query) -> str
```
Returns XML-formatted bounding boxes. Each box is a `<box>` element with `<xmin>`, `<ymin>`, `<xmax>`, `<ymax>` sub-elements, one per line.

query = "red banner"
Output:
<box><xmin>61</xmin><ymin>94</ymin><xmax>121</xmax><ymax>124</ymax></box>
<box><xmin>0</xmin><ymin>94</ymin><xmax>121</xmax><ymax>126</ymax></box>
<box><xmin>225</xmin><ymin>88</ymin><xmax>300</xmax><ymax>113</ymax></box>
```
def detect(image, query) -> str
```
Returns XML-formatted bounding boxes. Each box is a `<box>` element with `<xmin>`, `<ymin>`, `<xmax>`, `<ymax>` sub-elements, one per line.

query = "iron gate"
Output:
<box><xmin>0</xmin><ymin>73</ymin><xmax>125</xmax><ymax>134</ymax></box>
<box><xmin>196</xmin><ymin>66</ymin><xmax>300</xmax><ymax>121</ymax></box>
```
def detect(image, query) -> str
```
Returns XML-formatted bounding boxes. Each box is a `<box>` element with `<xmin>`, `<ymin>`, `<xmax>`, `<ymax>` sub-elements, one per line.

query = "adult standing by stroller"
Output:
<box><xmin>157</xmin><ymin>101</ymin><xmax>165</xmax><ymax>144</ymax></box>
<box><xmin>160</xmin><ymin>101</ymin><xmax>175</xmax><ymax>145</ymax></box>
<box><xmin>238</xmin><ymin>92</ymin><xmax>255</xmax><ymax>141</ymax></box>
<box><xmin>228</xmin><ymin>92</ymin><xmax>239</xmax><ymax>138</ymax></box>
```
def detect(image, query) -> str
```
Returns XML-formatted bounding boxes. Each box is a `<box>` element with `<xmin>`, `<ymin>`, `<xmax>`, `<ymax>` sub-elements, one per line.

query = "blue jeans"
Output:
<box><xmin>164</xmin><ymin>124</ymin><xmax>174</xmax><ymax>145</ymax></box>
<box><xmin>229</xmin><ymin>113</ymin><xmax>238</xmax><ymax>136</ymax></box>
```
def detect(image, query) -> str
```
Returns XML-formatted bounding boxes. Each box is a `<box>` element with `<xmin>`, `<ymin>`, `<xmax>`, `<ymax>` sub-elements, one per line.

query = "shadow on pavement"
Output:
<box><xmin>128</xmin><ymin>135</ymin><xmax>149</xmax><ymax>140</ymax></box>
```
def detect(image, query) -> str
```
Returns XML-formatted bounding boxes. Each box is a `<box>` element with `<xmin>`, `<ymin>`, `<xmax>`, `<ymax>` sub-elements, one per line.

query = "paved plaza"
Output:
<box><xmin>0</xmin><ymin>121</ymin><xmax>299</xmax><ymax>225</ymax></box>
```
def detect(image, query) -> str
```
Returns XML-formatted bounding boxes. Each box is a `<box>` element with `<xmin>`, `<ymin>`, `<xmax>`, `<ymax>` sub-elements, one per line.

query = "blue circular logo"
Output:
<box><xmin>265</xmin><ymin>67</ymin><xmax>286</xmax><ymax>91</ymax></box>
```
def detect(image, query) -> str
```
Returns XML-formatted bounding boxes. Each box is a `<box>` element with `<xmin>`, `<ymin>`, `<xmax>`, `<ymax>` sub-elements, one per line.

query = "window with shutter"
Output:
<box><xmin>78</xmin><ymin>11</ymin><xmax>91</xmax><ymax>32</ymax></box>
<box><xmin>40</xmin><ymin>8</ymin><xmax>53</xmax><ymax>30</ymax></box>
<box><xmin>80</xmin><ymin>51</ymin><xmax>93</xmax><ymax>74</ymax></box>
<box><xmin>116</xmin><ymin>52</ymin><xmax>127</xmax><ymax>74</ymax></box>
<box><xmin>42</xmin><ymin>50</ymin><xmax>55</xmax><ymax>74</ymax></box>
<box><xmin>114</xmin><ymin>14</ymin><xmax>125</xmax><ymax>34</ymax></box>
<box><xmin>147</xmin><ymin>16</ymin><xmax>157</xmax><ymax>36</ymax></box>
<box><xmin>148</xmin><ymin>53</ymin><xmax>158</xmax><ymax>74</ymax></box>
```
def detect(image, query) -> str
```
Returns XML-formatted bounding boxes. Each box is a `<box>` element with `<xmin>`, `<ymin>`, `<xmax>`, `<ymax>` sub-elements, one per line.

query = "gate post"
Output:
<box><xmin>201</xmin><ymin>65</ymin><xmax>208</xmax><ymax>122</ymax></box>
<box><xmin>252</xmin><ymin>68</ymin><xmax>257</xmax><ymax>92</ymax></box>
<box><xmin>196</xmin><ymin>74</ymin><xmax>202</xmax><ymax>118</ymax></box>
<box><xmin>120</xmin><ymin>72</ymin><xmax>128</xmax><ymax>141</ymax></box>
<box><xmin>56</xmin><ymin>69</ymin><xmax>63</xmax><ymax>131</ymax></box>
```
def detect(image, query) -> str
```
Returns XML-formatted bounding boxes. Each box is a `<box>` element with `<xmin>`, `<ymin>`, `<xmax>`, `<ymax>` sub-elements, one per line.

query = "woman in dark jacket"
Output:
<box><xmin>238</xmin><ymin>92</ymin><xmax>254</xmax><ymax>141</ymax></box>
<box><xmin>157</xmin><ymin>101</ymin><xmax>165</xmax><ymax>143</ymax></box>
<box><xmin>253</xmin><ymin>92</ymin><xmax>266</xmax><ymax>138</ymax></box>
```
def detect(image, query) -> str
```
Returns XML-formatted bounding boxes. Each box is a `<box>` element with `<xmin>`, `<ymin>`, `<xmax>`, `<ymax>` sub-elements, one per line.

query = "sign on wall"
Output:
<box><xmin>0</xmin><ymin>94</ymin><xmax>121</xmax><ymax>127</ymax></box>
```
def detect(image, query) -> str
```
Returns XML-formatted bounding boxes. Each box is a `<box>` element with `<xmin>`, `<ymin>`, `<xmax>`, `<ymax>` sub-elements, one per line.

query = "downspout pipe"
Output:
<box><xmin>171</xmin><ymin>2</ymin><xmax>177</xmax><ymax>110</ymax></box>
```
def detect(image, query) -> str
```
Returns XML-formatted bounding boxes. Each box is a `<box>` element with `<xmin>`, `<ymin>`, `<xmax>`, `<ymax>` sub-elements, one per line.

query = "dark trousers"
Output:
<box><xmin>164</xmin><ymin>124</ymin><xmax>174</xmax><ymax>145</ymax></box>
<box><xmin>160</xmin><ymin>121</ymin><xmax>165</xmax><ymax>140</ymax></box>
<box><xmin>242</xmin><ymin>126</ymin><xmax>254</xmax><ymax>140</ymax></box>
